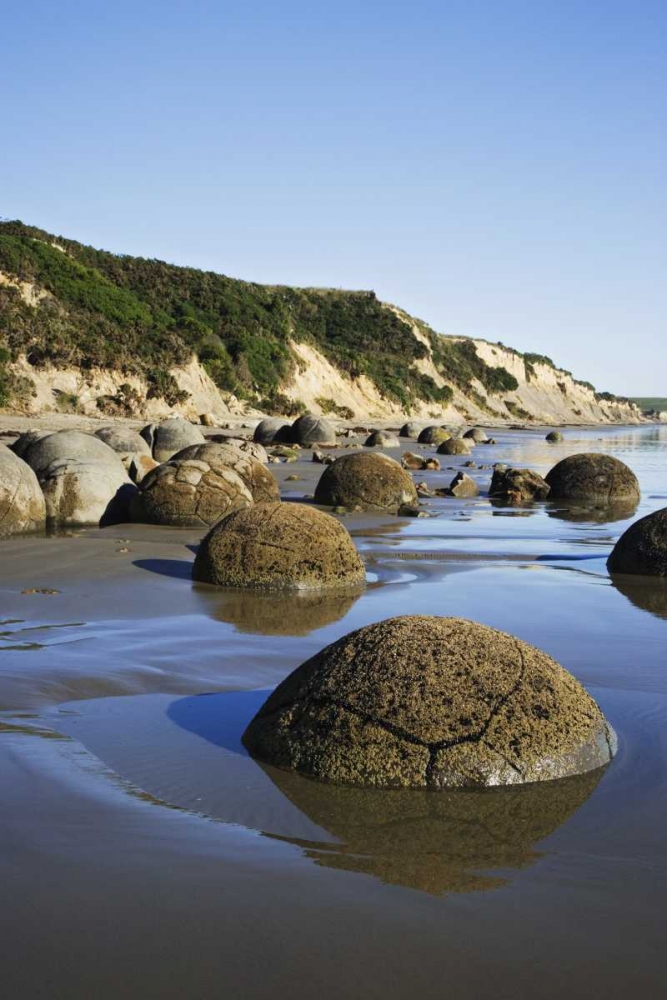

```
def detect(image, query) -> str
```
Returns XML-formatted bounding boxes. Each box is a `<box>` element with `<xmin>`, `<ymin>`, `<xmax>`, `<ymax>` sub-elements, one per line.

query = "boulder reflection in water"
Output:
<box><xmin>210</xmin><ymin>587</ymin><xmax>362</xmax><ymax>636</ymax></box>
<box><xmin>259</xmin><ymin>762</ymin><xmax>606</xmax><ymax>896</ymax></box>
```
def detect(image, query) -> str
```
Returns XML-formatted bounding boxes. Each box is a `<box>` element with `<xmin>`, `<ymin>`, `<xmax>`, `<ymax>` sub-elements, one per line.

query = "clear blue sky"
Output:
<box><xmin>3</xmin><ymin>0</ymin><xmax>665</xmax><ymax>394</ymax></box>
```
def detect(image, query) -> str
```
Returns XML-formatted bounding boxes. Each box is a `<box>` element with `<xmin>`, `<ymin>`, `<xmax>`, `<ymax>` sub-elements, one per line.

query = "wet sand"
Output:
<box><xmin>1</xmin><ymin>424</ymin><xmax>666</xmax><ymax>998</ymax></box>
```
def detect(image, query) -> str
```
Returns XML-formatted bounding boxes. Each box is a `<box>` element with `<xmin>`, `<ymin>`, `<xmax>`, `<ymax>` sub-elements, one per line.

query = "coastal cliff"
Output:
<box><xmin>0</xmin><ymin>221</ymin><xmax>642</xmax><ymax>426</ymax></box>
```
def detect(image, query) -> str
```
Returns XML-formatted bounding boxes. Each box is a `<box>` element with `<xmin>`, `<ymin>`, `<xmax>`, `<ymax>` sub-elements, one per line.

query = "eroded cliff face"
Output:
<box><xmin>0</xmin><ymin>269</ymin><xmax>641</xmax><ymax>426</ymax></box>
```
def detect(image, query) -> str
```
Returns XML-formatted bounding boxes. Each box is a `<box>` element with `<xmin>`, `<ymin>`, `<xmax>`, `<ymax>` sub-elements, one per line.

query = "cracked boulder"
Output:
<box><xmin>314</xmin><ymin>452</ymin><xmax>418</xmax><ymax>512</ymax></box>
<box><xmin>170</xmin><ymin>442</ymin><xmax>279</xmax><ymax>503</ymax></box>
<box><xmin>490</xmin><ymin>467</ymin><xmax>551</xmax><ymax>504</ymax></box>
<box><xmin>193</xmin><ymin>501</ymin><xmax>366</xmax><ymax>590</ymax></box>
<box><xmin>0</xmin><ymin>445</ymin><xmax>46</xmax><ymax>536</ymax></box>
<box><xmin>448</xmin><ymin>471</ymin><xmax>478</xmax><ymax>498</ymax></box>
<box><xmin>607</xmin><ymin>507</ymin><xmax>667</xmax><ymax>577</ymax></box>
<box><xmin>134</xmin><ymin>457</ymin><xmax>252</xmax><ymax>527</ymax></box>
<box><xmin>545</xmin><ymin>453</ymin><xmax>639</xmax><ymax>503</ymax></box>
<box><xmin>242</xmin><ymin>615</ymin><xmax>616</xmax><ymax>789</ymax></box>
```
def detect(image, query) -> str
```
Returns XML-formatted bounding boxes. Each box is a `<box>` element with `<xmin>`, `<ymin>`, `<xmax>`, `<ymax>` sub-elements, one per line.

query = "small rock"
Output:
<box><xmin>401</xmin><ymin>451</ymin><xmax>426</xmax><ymax>471</ymax></box>
<box><xmin>397</xmin><ymin>503</ymin><xmax>421</xmax><ymax>517</ymax></box>
<box><xmin>21</xmin><ymin>588</ymin><xmax>60</xmax><ymax>595</ymax></box>
<box><xmin>286</xmin><ymin>474</ymin><xmax>301</xmax><ymax>481</ymax></box>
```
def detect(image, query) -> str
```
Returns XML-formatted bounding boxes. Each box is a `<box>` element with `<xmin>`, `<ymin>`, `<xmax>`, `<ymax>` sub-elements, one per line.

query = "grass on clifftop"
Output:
<box><xmin>3</xmin><ymin>219</ymin><xmax>617</xmax><ymax>413</ymax></box>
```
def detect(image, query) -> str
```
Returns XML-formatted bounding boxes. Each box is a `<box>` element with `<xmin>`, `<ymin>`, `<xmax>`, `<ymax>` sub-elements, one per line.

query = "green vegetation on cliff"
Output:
<box><xmin>0</xmin><ymin>220</ymin><xmax>619</xmax><ymax>414</ymax></box>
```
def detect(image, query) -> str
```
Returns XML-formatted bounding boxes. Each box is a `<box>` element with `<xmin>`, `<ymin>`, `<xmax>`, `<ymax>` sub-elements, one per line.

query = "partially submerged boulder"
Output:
<box><xmin>545</xmin><ymin>454</ymin><xmax>639</xmax><ymax>503</ymax></box>
<box><xmin>448</xmin><ymin>472</ymin><xmax>478</xmax><ymax>498</ymax></box>
<box><xmin>0</xmin><ymin>445</ymin><xmax>46</xmax><ymax>535</ymax></box>
<box><xmin>546</xmin><ymin>431</ymin><xmax>564</xmax><ymax>443</ymax></box>
<box><xmin>171</xmin><ymin>443</ymin><xmax>279</xmax><ymax>503</ymax></box>
<box><xmin>490</xmin><ymin>467</ymin><xmax>551</xmax><ymax>504</ymax></box>
<box><xmin>463</xmin><ymin>428</ymin><xmax>489</xmax><ymax>443</ymax></box>
<box><xmin>193</xmin><ymin>502</ymin><xmax>365</xmax><ymax>591</ymax></box>
<box><xmin>135</xmin><ymin>458</ymin><xmax>253</xmax><ymax>527</ymax></box>
<box><xmin>364</xmin><ymin>430</ymin><xmax>400</xmax><ymax>448</ymax></box>
<box><xmin>290</xmin><ymin>413</ymin><xmax>337</xmax><ymax>447</ymax></box>
<box><xmin>243</xmin><ymin>616</ymin><xmax>616</xmax><ymax>788</ymax></box>
<box><xmin>607</xmin><ymin>508</ymin><xmax>667</xmax><ymax>577</ymax></box>
<box><xmin>437</xmin><ymin>438</ymin><xmax>471</xmax><ymax>456</ymax></box>
<box><xmin>401</xmin><ymin>451</ymin><xmax>427</xmax><ymax>471</ymax></box>
<box><xmin>314</xmin><ymin>452</ymin><xmax>418</xmax><ymax>513</ymax></box>
<box><xmin>418</xmin><ymin>426</ymin><xmax>451</xmax><ymax>446</ymax></box>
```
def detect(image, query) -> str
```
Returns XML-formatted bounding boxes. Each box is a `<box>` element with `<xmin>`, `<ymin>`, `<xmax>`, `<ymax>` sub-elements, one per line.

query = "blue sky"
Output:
<box><xmin>2</xmin><ymin>0</ymin><xmax>665</xmax><ymax>394</ymax></box>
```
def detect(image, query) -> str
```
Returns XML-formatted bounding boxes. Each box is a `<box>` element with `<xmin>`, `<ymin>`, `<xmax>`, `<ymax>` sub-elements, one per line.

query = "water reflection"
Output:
<box><xmin>546</xmin><ymin>500</ymin><xmax>639</xmax><ymax>524</ymax></box>
<box><xmin>209</xmin><ymin>587</ymin><xmax>363</xmax><ymax>636</ymax></box>
<box><xmin>260</xmin><ymin>763</ymin><xmax>606</xmax><ymax>896</ymax></box>
<box><xmin>611</xmin><ymin>575</ymin><xmax>667</xmax><ymax>620</ymax></box>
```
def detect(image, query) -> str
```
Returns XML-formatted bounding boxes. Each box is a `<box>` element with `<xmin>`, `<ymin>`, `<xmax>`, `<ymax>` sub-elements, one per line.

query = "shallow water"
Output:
<box><xmin>1</xmin><ymin>424</ymin><xmax>666</xmax><ymax>999</ymax></box>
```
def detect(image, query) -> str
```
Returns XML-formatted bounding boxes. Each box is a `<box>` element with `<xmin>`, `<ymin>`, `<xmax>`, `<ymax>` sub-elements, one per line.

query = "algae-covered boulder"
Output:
<box><xmin>22</xmin><ymin>430</ymin><xmax>126</xmax><ymax>478</ymax></box>
<box><xmin>95</xmin><ymin>426</ymin><xmax>151</xmax><ymax>458</ymax></box>
<box><xmin>147</xmin><ymin>418</ymin><xmax>205</xmax><ymax>462</ymax></box>
<box><xmin>364</xmin><ymin>430</ymin><xmax>400</xmax><ymax>448</ymax></box>
<box><xmin>193</xmin><ymin>502</ymin><xmax>365</xmax><ymax>591</ymax></box>
<box><xmin>607</xmin><ymin>508</ymin><xmax>667</xmax><ymax>577</ymax></box>
<box><xmin>254</xmin><ymin>418</ymin><xmax>291</xmax><ymax>445</ymax></box>
<box><xmin>546</xmin><ymin>431</ymin><xmax>564</xmax><ymax>443</ymax></box>
<box><xmin>291</xmin><ymin>413</ymin><xmax>337</xmax><ymax>447</ymax></box>
<box><xmin>545</xmin><ymin>453</ymin><xmax>639</xmax><ymax>503</ymax></box>
<box><xmin>0</xmin><ymin>445</ymin><xmax>46</xmax><ymax>535</ymax></box>
<box><xmin>171</xmin><ymin>443</ymin><xmax>279</xmax><ymax>503</ymax></box>
<box><xmin>243</xmin><ymin>615</ymin><xmax>616</xmax><ymax>788</ymax></box>
<box><xmin>40</xmin><ymin>458</ymin><xmax>134</xmax><ymax>526</ymax></box>
<box><xmin>490</xmin><ymin>467</ymin><xmax>551</xmax><ymax>504</ymax></box>
<box><xmin>463</xmin><ymin>428</ymin><xmax>489</xmax><ymax>443</ymax></box>
<box><xmin>135</xmin><ymin>458</ymin><xmax>252</xmax><ymax>527</ymax></box>
<box><xmin>418</xmin><ymin>426</ymin><xmax>451</xmax><ymax>446</ymax></box>
<box><xmin>314</xmin><ymin>452</ymin><xmax>418</xmax><ymax>512</ymax></box>
<box><xmin>437</xmin><ymin>437</ymin><xmax>471</xmax><ymax>456</ymax></box>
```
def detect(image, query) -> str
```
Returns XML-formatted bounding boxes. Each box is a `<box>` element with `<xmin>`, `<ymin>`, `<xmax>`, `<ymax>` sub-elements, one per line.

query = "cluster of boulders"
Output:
<box><xmin>254</xmin><ymin>412</ymin><xmax>337</xmax><ymax>447</ymax></box>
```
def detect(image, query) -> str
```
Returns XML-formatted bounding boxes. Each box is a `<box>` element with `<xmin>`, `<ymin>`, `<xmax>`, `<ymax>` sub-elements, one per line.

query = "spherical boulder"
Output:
<box><xmin>95</xmin><ymin>426</ymin><xmax>151</xmax><ymax>458</ymax></box>
<box><xmin>40</xmin><ymin>458</ymin><xmax>135</xmax><ymax>526</ymax></box>
<box><xmin>0</xmin><ymin>445</ymin><xmax>46</xmax><ymax>535</ymax></box>
<box><xmin>314</xmin><ymin>452</ymin><xmax>418</xmax><ymax>512</ymax></box>
<box><xmin>254</xmin><ymin>418</ymin><xmax>292</xmax><ymax>445</ymax></box>
<box><xmin>399</xmin><ymin>421</ymin><xmax>421</xmax><ymax>439</ymax></box>
<box><xmin>243</xmin><ymin>616</ymin><xmax>616</xmax><ymax>789</ymax></box>
<box><xmin>364</xmin><ymin>430</ymin><xmax>400</xmax><ymax>448</ymax></box>
<box><xmin>22</xmin><ymin>430</ymin><xmax>127</xmax><ymax>478</ymax></box>
<box><xmin>193</xmin><ymin>502</ymin><xmax>366</xmax><ymax>591</ymax></box>
<box><xmin>607</xmin><ymin>508</ymin><xmax>667</xmax><ymax>577</ymax></box>
<box><xmin>546</xmin><ymin>431</ymin><xmax>564</xmax><ymax>443</ymax></box>
<box><xmin>146</xmin><ymin>418</ymin><xmax>206</xmax><ymax>462</ymax></box>
<box><xmin>171</xmin><ymin>442</ymin><xmax>279</xmax><ymax>503</ymax></box>
<box><xmin>418</xmin><ymin>426</ymin><xmax>451</xmax><ymax>446</ymax></box>
<box><xmin>545</xmin><ymin>454</ymin><xmax>640</xmax><ymax>503</ymax></box>
<box><xmin>463</xmin><ymin>428</ymin><xmax>489</xmax><ymax>443</ymax></box>
<box><xmin>135</xmin><ymin>458</ymin><xmax>253</xmax><ymax>527</ymax></box>
<box><xmin>437</xmin><ymin>438</ymin><xmax>471</xmax><ymax>456</ymax></box>
<box><xmin>223</xmin><ymin>438</ymin><xmax>269</xmax><ymax>463</ymax></box>
<box><xmin>290</xmin><ymin>413</ymin><xmax>337</xmax><ymax>447</ymax></box>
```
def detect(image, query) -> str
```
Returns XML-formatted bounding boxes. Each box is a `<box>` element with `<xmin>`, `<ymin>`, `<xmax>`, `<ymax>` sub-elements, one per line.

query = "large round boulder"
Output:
<box><xmin>290</xmin><ymin>413</ymin><xmax>337</xmax><ymax>447</ymax></box>
<box><xmin>193</xmin><ymin>502</ymin><xmax>366</xmax><ymax>591</ymax></box>
<box><xmin>418</xmin><ymin>426</ymin><xmax>450</xmax><ymax>445</ymax></box>
<box><xmin>254</xmin><ymin>418</ymin><xmax>291</xmax><ymax>445</ymax></box>
<box><xmin>22</xmin><ymin>430</ymin><xmax>126</xmax><ymax>479</ymax></box>
<box><xmin>135</xmin><ymin>458</ymin><xmax>252</xmax><ymax>527</ymax></box>
<box><xmin>463</xmin><ymin>428</ymin><xmax>489</xmax><ymax>443</ymax></box>
<box><xmin>364</xmin><ymin>430</ymin><xmax>400</xmax><ymax>448</ymax></box>
<box><xmin>314</xmin><ymin>452</ymin><xmax>418</xmax><ymax>512</ymax></box>
<box><xmin>546</xmin><ymin>431</ymin><xmax>564</xmax><ymax>443</ymax></box>
<box><xmin>545</xmin><ymin>453</ymin><xmax>640</xmax><ymax>503</ymax></box>
<box><xmin>171</xmin><ymin>443</ymin><xmax>279</xmax><ymax>503</ymax></box>
<box><xmin>437</xmin><ymin>437</ymin><xmax>471</xmax><ymax>456</ymax></box>
<box><xmin>40</xmin><ymin>459</ymin><xmax>134</xmax><ymax>526</ymax></box>
<box><xmin>145</xmin><ymin>418</ymin><xmax>205</xmax><ymax>462</ymax></box>
<box><xmin>0</xmin><ymin>445</ymin><xmax>46</xmax><ymax>535</ymax></box>
<box><xmin>95</xmin><ymin>426</ymin><xmax>151</xmax><ymax>458</ymax></box>
<box><xmin>607</xmin><ymin>508</ymin><xmax>667</xmax><ymax>577</ymax></box>
<box><xmin>243</xmin><ymin>616</ymin><xmax>616</xmax><ymax>789</ymax></box>
<box><xmin>399</xmin><ymin>421</ymin><xmax>421</xmax><ymax>439</ymax></box>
